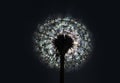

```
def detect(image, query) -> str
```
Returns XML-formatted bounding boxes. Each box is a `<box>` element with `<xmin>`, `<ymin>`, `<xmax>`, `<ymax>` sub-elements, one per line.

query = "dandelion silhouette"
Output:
<box><xmin>33</xmin><ymin>16</ymin><xmax>93</xmax><ymax>72</ymax></box>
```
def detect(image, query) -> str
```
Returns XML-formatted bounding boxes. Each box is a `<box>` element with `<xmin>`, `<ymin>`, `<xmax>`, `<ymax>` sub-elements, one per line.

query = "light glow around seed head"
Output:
<box><xmin>33</xmin><ymin>16</ymin><xmax>93</xmax><ymax>71</ymax></box>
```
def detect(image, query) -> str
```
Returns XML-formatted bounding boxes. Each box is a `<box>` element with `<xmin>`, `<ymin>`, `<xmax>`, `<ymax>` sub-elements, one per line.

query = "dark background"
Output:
<box><xmin>2</xmin><ymin>0</ymin><xmax>120</xmax><ymax>83</ymax></box>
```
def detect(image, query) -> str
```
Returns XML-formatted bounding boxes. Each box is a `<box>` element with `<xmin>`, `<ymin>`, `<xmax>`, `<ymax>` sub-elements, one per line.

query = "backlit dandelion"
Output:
<box><xmin>33</xmin><ymin>16</ymin><xmax>93</xmax><ymax>71</ymax></box>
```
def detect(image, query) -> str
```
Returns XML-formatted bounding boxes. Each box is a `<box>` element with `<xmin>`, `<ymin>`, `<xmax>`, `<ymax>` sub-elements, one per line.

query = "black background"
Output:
<box><xmin>1</xmin><ymin>0</ymin><xmax>120</xmax><ymax>83</ymax></box>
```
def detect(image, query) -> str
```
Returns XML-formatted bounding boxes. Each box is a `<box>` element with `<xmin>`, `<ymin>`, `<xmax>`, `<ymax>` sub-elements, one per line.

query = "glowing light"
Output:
<box><xmin>33</xmin><ymin>16</ymin><xmax>93</xmax><ymax>71</ymax></box>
